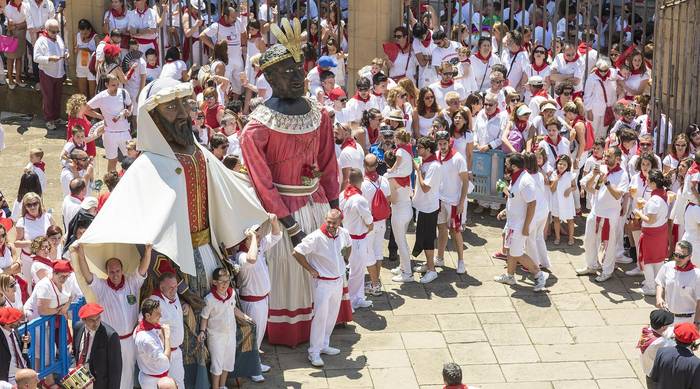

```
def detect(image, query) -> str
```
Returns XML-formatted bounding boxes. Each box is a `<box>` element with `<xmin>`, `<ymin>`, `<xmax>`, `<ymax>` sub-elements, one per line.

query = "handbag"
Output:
<box><xmin>598</xmin><ymin>80</ymin><xmax>615</xmax><ymax>127</ymax></box>
<box><xmin>0</xmin><ymin>35</ymin><xmax>19</xmax><ymax>53</ymax></box>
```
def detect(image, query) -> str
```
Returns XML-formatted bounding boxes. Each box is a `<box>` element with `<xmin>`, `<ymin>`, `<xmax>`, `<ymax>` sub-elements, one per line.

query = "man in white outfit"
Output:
<box><xmin>340</xmin><ymin>168</ymin><xmax>374</xmax><ymax>310</ymax></box>
<box><xmin>361</xmin><ymin>154</ymin><xmax>390</xmax><ymax>296</ymax></box>
<box><xmin>293</xmin><ymin>209</ymin><xmax>349</xmax><ymax>367</ymax></box>
<box><xmin>72</xmin><ymin>244</ymin><xmax>152</xmax><ymax>389</ymax></box>
<box><xmin>149</xmin><ymin>271</ymin><xmax>185</xmax><ymax>389</ymax></box>
<box><xmin>134</xmin><ymin>298</ymin><xmax>172</xmax><ymax>389</ymax></box>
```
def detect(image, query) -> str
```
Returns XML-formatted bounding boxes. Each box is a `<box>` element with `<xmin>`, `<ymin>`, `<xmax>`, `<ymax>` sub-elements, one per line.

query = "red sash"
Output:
<box><xmin>638</xmin><ymin>224</ymin><xmax>669</xmax><ymax>267</ymax></box>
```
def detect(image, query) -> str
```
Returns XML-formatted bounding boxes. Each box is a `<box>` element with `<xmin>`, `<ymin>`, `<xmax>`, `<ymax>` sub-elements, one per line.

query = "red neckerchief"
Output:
<box><xmin>343</xmin><ymin>185</ymin><xmax>362</xmax><ymax>199</ymax></box>
<box><xmin>637</xmin><ymin>327</ymin><xmax>662</xmax><ymax>354</ymax></box>
<box><xmin>320</xmin><ymin>223</ymin><xmax>337</xmax><ymax>239</ymax></box>
<box><xmin>367</xmin><ymin>126</ymin><xmax>378</xmax><ymax>144</ymax></box>
<box><xmin>564</xmin><ymin>53</ymin><xmax>580</xmax><ymax>63</ymax></box>
<box><xmin>71</xmin><ymin>194</ymin><xmax>85</xmax><ymax>202</ymax></box>
<box><xmin>531</xmin><ymin>61</ymin><xmax>548</xmax><ymax>73</ymax></box>
<box><xmin>422</xmin><ymin>154</ymin><xmax>438</xmax><ymax>164</ymax></box>
<box><xmin>509</xmin><ymin>47</ymin><xmax>526</xmax><ymax>57</ymax></box>
<box><xmin>672</xmin><ymin>148</ymin><xmax>689</xmax><ymax>162</ymax></box>
<box><xmin>556</xmin><ymin>96</ymin><xmax>564</xmax><ymax>108</ymax></box>
<box><xmin>210</xmin><ymin>286</ymin><xmax>233</xmax><ymax>303</ymax></box>
<box><xmin>32</xmin><ymin>255</ymin><xmax>53</xmax><ymax>267</ymax></box>
<box><xmin>352</xmin><ymin>92</ymin><xmax>370</xmax><ymax>103</ymax></box>
<box><xmin>594</xmin><ymin>69</ymin><xmax>610</xmax><ymax>81</ymax></box>
<box><xmin>135</xmin><ymin>319</ymin><xmax>161</xmax><ymax>333</ymax></box>
<box><xmin>218</xmin><ymin>17</ymin><xmax>232</xmax><ymax>27</ymax></box>
<box><xmin>676</xmin><ymin>261</ymin><xmax>696</xmax><ymax>272</ymax></box>
<box><xmin>372</xmin><ymin>90</ymin><xmax>383</xmax><ymax>97</ymax></box>
<box><xmin>651</xmin><ymin>188</ymin><xmax>667</xmax><ymax>202</ymax></box>
<box><xmin>688</xmin><ymin>162</ymin><xmax>700</xmax><ymax>176</ymax></box>
<box><xmin>444</xmin><ymin>385</ymin><xmax>468</xmax><ymax>389</ymax></box>
<box><xmin>577</xmin><ymin>42</ymin><xmax>591</xmax><ymax>55</ymax></box>
<box><xmin>440</xmin><ymin>80</ymin><xmax>454</xmax><ymax>88</ymax></box>
<box><xmin>420</xmin><ymin>31</ymin><xmax>432</xmax><ymax>48</ymax></box>
<box><xmin>606</xmin><ymin>164</ymin><xmax>622</xmax><ymax>177</ymax></box>
<box><xmin>630</xmin><ymin>65</ymin><xmax>646</xmax><ymax>75</ymax></box>
<box><xmin>438</xmin><ymin>148</ymin><xmax>457</xmax><ymax>164</ymax></box>
<box><xmin>397</xmin><ymin>143</ymin><xmax>413</xmax><ymax>157</ymax></box>
<box><xmin>146</xmin><ymin>63</ymin><xmax>158</xmax><ymax>69</ymax></box>
<box><xmin>152</xmin><ymin>289</ymin><xmax>176</xmax><ymax>304</ymax></box>
<box><xmin>110</xmin><ymin>7</ymin><xmax>125</xmax><ymax>18</ymax></box>
<box><xmin>510</xmin><ymin>168</ymin><xmax>524</xmax><ymax>185</ymax></box>
<box><xmin>533</xmin><ymin>88</ymin><xmax>548</xmax><ymax>98</ymax></box>
<box><xmin>486</xmin><ymin>108</ymin><xmax>501</xmax><ymax>120</ymax></box>
<box><xmin>619</xmin><ymin>143</ymin><xmax>631</xmax><ymax>156</ymax></box>
<box><xmin>135</xmin><ymin>6</ymin><xmax>148</xmax><ymax>16</ymax></box>
<box><xmin>341</xmin><ymin>137</ymin><xmax>357</xmax><ymax>150</ymax></box>
<box><xmin>9</xmin><ymin>0</ymin><xmax>22</xmax><ymax>11</ymax></box>
<box><xmin>365</xmin><ymin>171</ymin><xmax>379</xmax><ymax>182</ymax></box>
<box><xmin>475</xmin><ymin>50</ymin><xmax>491</xmax><ymax>62</ymax></box>
<box><xmin>639</xmin><ymin>171</ymin><xmax>647</xmax><ymax>186</ymax></box>
<box><xmin>33</xmin><ymin>161</ymin><xmax>46</xmax><ymax>172</ymax></box>
<box><xmin>40</xmin><ymin>30</ymin><xmax>56</xmax><ymax>42</ymax></box>
<box><xmin>514</xmin><ymin>119</ymin><xmax>528</xmax><ymax>132</ymax></box>
<box><xmin>249</xmin><ymin>32</ymin><xmax>261</xmax><ymax>40</ymax></box>
<box><xmin>107</xmin><ymin>276</ymin><xmax>125</xmax><ymax>291</ymax></box>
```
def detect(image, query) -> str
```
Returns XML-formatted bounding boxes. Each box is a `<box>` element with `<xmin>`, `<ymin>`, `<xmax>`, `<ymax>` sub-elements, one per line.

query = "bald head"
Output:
<box><xmin>364</xmin><ymin>153</ymin><xmax>378</xmax><ymax>168</ymax></box>
<box><xmin>15</xmin><ymin>368</ymin><xmax>39</xmax><ymax>388</ymax></box>
<box><xmin>157</xmin><ymin>377</ymin><xmax>177</xmax><ymax>389</ymax></box>
<box><xmin>326</xmin><ymin>209</ymin><xmax>342</xmax><ymax>222</ymax></box>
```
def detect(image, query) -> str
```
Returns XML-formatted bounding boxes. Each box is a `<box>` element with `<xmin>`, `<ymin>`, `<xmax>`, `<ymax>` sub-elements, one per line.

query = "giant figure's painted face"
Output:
<box><xmin>150</xmin><ymin>97</ymin><xmax>195</xmax><ymax>148</ymax></box>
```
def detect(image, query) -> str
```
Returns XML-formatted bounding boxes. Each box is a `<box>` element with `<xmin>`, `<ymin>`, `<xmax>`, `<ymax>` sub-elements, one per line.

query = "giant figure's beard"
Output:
<box><xmin>152</xmin><ymin>110</ymin><xmax>195</xmax><ymax>148</ymax></box>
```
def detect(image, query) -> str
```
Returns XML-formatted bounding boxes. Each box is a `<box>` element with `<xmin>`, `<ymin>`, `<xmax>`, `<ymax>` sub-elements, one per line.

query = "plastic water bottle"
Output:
<box><xmin>496</xmin><ymin>178</ymin><xmax>507</xmax><ymax>193</ymax></box>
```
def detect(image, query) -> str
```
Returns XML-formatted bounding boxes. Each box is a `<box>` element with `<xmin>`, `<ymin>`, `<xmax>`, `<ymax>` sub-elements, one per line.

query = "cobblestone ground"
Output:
<box><xmin>0</xmin><ymin>115</ymin><xmax>657</xmax><ymax>388</ymax></box>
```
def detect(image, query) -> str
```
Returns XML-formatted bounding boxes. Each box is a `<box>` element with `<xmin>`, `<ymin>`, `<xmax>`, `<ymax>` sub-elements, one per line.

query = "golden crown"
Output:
<box><xmin>260</xmin><ymin>18</ymin><xmax>303</xmax><ymax>71</ymax></box>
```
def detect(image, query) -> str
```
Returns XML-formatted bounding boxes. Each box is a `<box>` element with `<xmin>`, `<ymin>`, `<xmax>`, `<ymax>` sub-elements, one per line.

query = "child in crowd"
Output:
<box><xmin>144</xmin><ymin>48</ymin><xmax>161</xmax><ymax>82</ymax></box>
<box><xmin>25</xmin><ymin>148</ymin><xmax>47</xmax><ymax>193</ymax></box>
<box><xmin>126</xmin><ymin>139</ymin><xmax>140</xmax><ymax>159</ymax></box>
<box><xmin>60</xmin><ymin>125</ymin><xmax>103</xmax><ymax>167</ymax></box>
<box><xmin>582</xmin><ymin>138</ymin><xmax>606</xmax><ymax>209</ymax></box>
<box><xmin>550</xmin><ymin>155</ymin><xmax>576</xmax><ymax>245</ymax></box>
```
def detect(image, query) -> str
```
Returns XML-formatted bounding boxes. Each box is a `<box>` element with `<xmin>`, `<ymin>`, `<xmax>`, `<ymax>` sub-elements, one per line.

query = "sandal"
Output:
<box><xmin>568</xmin><ymin>239</ymin><xmax>575</xmax><ymax>246</ymax></box>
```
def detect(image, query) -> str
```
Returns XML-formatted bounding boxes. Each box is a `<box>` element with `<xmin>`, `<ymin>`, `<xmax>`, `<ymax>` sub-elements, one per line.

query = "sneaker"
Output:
<box><xmin>625</xmin><ymin>267</ymin><xmax>643</xmax><ymax>276</ymax></box>
<box><xmin>260</xmin><ymin>364</ymin><xmax>271</xmax><ymax>373</ymax></box>
<box><xmin>594</xmin><ymin>273</ymin><xmax>612</xmax><ymax>282</ymax></box>
<box><xmin>308</xmin><ymin>354</ymin><xmax>324</xmax><ymax>367</ymax></box>
<box><xmin>616</xmin><ymin>256</ymin><xmax>634</xmax><ymax>264</ymax></box>
<box><xmin>492</xmin><ymin>251</ymin><xmax>508</xmax><ymax>260</ymax></box>
<box><xmin>367</xmin><ymin>283</ymin><xmax>383</xmax><ymax>296</ymax></box>
<box><xmin>250</xmin><ymin>375</ymin><xmax>265</xmax><ymax>382</ymax></box>
<box><xmin>494</xmin><ymin>274</ymin><xmax>516</xmax><ymax>285</ymax></box>
<box><xmin>352</xmin><ymin>299</ymin><xmax>373</xmax><ymax>309</ymax></box>
<box><xmin>16</xmin><ymin>81</ymin><xmax>26</xmax><ymax>88</ymax></box>
<box><xmin>33</xmin><ymin>82</ymin><xmax>39</xmax><ymax>90</ymax></box>
<box><xmin>575</xmin><ymin>267</ymin><xmax>600</xmax><ymax>276</ymax></box>
<box><xmin>390</xmin><ymin>266</ymin><xmax>402</xmax><ymax>276</ymax></box>
<box><xmin>434</xmin><ymin>257</ymin><xmax>445</xmax><ymax>267</ymax></box>
<box><xmin>321</xmin><ymin>346</ymin><xmax>341</xmax><ymax>356</ymax></box>
<box><xmin>391</xmin><ymin>273</ymin><xmax>415</xmax><ymax>283</ymax></box>
<box><xmin>8</xmin><ymin>82</ymin><xmax>16</xmax><ymax>90</ymax></box>
<box><xmin>413</xmin><ymin>264</ymin><xmax>428</xmax><ymax>273</ymax></box>
<box><xmin>489</xmin><ymin>208</ymin><xmax>500</xmax><ymax>217</ymax></box>
<box><xmin>456</xmin><ymin>260</ymin><xmax>466</xmax><ymax>274</ymax></box>
<box><xmin>533</xmin><ymin>271</ymin><xmax>549</xmax><ymax>292</ymax></box>
<box><xmin>419</xmin><ymin>270</ymin><xmax>438</xmax><ymax>284</ymax></box>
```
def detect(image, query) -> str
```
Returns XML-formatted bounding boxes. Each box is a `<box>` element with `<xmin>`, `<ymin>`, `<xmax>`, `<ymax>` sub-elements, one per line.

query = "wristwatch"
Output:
<box><xmin>604</xmin><ymin>180</ymin><xmax>610</xmax><ymax>186</ymax></box>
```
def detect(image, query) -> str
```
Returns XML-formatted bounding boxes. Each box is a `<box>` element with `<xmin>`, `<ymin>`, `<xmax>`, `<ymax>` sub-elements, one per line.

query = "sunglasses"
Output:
<box><xmin>394</xmin><ymin>34</ymin><xmax>404</xmax><ymax>39</ymax></box>
<box><xmin>672</xmin><ymin>252</ymin><xmax>690</xmax><ymax>259</ymax></box>
<box><xmin>74</xmin><ymin>157</ymin><xmax>89</xmax><ymax>162</ymax></box>
<box><xmin>357</xmin><ymin>87</ymin><xmax>370</xmax><ymax>92</ymax></box>
<box><xmin>483</xmin><ymin>102</ymin><xmax>496</xmax><ymax>107</ymax></box>
<box><xmin>675</xmin><ymin>143</ymin><xmax>688</xmax><ymax>147</ymax></box>
<box><xmin>448</xmin><ymin>100</ymin><xmax>460</xmax><ymax>106</ymax></box>
<box><xmin>26</xmin><ymin>202</ymin><xmax>40</xmax><ymax>208</ymax></box>
<box><xmin>196</xmin><ymin>115</ymin><xmax>205</xmax><ymax>120</ymax></box>
<box><xmin>339</xmin><ymin>98</ymin><xmax>348</xmax><ymax>103</ymax></box>
<box><xmin>492</xmin><ymin>79</ymin><xmax>504</xmax><ymax>84</ymax></box>
<box><xmin>510</xmin><ymin>98</ymin><xmax>521</xmax><ymax>103</ymax></box>
<box><xmin>9</xmin><ymin>282</ymin><xmax>17</xmax><ymax>288</ymax></box>
<box><xmin>534</xmin><ymin>50</ymin><xmax>546</xmax><ymax>55</ymax></box>
<box><xmin>640</xmin><ymin>142</ymin><xmax>652</xmax><ymax>147</ymax></box>
<box><xmin>0</xmin><ymin>233</ymin><xmax>5</xmax><ymax>238</ymax></box>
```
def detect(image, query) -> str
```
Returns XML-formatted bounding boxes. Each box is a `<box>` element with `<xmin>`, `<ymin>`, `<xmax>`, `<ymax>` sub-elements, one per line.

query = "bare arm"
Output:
<box><xmin>72</xmin><ymin>244</ymin><xmax>94</xmax><ymax>285</ymax></box>
<box><xmin>137</xmin><ymin>244</ymin><xmax>152</xmax><ymax>277</ymax></box>
<box><xmin>522</xmin><ymin>200</ymin><xmax>536</xmax><ymax>236</ymax></box>
<box><xmin>413</xmin><ymin>160</ymin><xmax>431</xmax><ymax>193</ymax></box>
<box><xmin>244</xmin><ymin>233</ymin><xmax>258</xmax><ymax>264</ymax></box>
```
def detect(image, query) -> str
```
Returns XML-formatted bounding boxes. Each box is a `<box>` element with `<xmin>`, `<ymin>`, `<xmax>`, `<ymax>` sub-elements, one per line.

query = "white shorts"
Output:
<box><xmin>75</xmin><ymin>62</ymin><xmax>96</xmax><ymax>81</ymax></box>
<box><xmin>504</xmin><ymin>227</ymin><xmax>526</xmax><ymax>257</ymax></box>
<box><xmin>437</xmin><ymin>201</ymin><xmax>466</xmax><ymax>229</ymax></box>
<box><xmin>208</xmin><ymin>329</ymin><xmax>237</xmax><ymax>375</ymax></box>
<box><xmin>103</xmin><ymin>131</ymin><xmax>132</xmax><ymax>160</ymax></box>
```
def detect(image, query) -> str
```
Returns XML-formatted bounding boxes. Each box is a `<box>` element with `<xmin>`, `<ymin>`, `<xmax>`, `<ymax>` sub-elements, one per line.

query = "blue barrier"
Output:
<box><xmin>17</xmin><ymin>297</ymin><xmax>86</xmax><ymax>380</ymax></box>
<box><xmin>470</xmin><ymin>150</ymin><xmax>507</xmax><ymax>204</ymax></box>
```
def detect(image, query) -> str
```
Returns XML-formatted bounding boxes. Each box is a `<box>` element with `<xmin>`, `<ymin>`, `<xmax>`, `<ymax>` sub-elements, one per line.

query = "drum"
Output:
<box><xmin>60</xmin><ymin>365</ymin><xmax>95</xmax><ymax>389</ymax></box>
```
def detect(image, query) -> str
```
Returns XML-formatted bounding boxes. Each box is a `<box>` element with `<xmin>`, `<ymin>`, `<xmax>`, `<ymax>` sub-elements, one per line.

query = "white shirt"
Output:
<box><xmin>339</xmin><ymin>191</ymin><xmax>373</xmax><ymax>236</ymax></box>
<box><xmin>0</xmin><ymin>245</ymin><xmax>13</xmax><ymax>271</ymax></box>
<box><xmin>134</xmin><ymin>327</ymin><xmax>169</xmax><ymax>376</ymax></box>
<box><xmin>60</xmin><ymin>167</ymin><xmax>87</xmax><ymax>197</ymax></box>
<box><xmin>469</xmin><ymin>54</ymin><xmax>501</xmax><ymax>91</ymax></box>
<box><xmin>438</xmin><ymin>151</ymin><xmax>468</xmax><ymax>206</ymax></box>
<box><xmin>235</xmin><ymin>232</ymin><xmax>282</xmax><ymax>297</ymax></box>
<box><xmin>149</xmin><ymin>292</ymin><xmax>183</xmax><ymax>347</ymax></box>
<box><xmin>655</xmin><ymin>261</ymin><xmax>700</xmax><ymax>314</ymax></box>
<box><xmin>26</xmin><ymin>0</ymin><xmax>55</xmax><ymax>33</ymax></box>
<box><xmin>1</xmin><ymin>327</ymin><xmax>21</xmax><ymax>383</ymax></box>
<box><xmin>413</xmin><ymin>158</ymin><xmax>443</xmax><ymax>213</ymax></box>
<box><xmin>506</xmin><ymin>171</ymin><xmax>537</xmax><ymax>230</ymax></box>
<box><xmin>294</xmin><ymin>227</ymin><xmax>351</xmax><ymax>279</ymax></box>
<box><xmin>428</xmin><ymin>82</ymin><xmax>467</xmax><ymax>109</ymax></box>
<box><xmin>33</xmin><ymin>34</ymin><xmax>67</xmax><ymax>79</ymax></box>
<box><xmin>682</xmin><ymin>204</ymin><xmax>700</xmax><ymax>243</ymax></box>
<box><xmin>361</xmin><ymin>174</ymin><xmax>391</xmax><ymax>221</ymax></box>
<box><xmin>500</xmin><ymin>49</ymin><xmax>529</xmax><ymax>88</ymax></box>
<box><xmin>201</xmin><ymin>290</ymin><xmax>237</xmax><ymax>334</ymax></box>
<box><xmin>474</xmin><ymin>110</ymin><xmax>507</xmax><ymax>150</ymax></box>
<box><xmin>90</xmin><ymin>273</ymin><xmax>146</xmax><ymax>336</ymax></box>
<box><xmin>77</xmin><ymin>327</ymin><xmax>97</xmax><ymax>365</ymax></box>
<box><xmin>202</xmin><ymin>20</ymin><xmax>243</xmax><ymax>56</ymax></box>
<box><xmin>584</xmin><ymin>73</ymin><xmax>617</xmax><ymax>115</ymax></box>
<box><xmin>337</xmin><ymin>143</ymin><xmax>365</xmax><ymax>177</ymax></box>
<box><xmin>61</xmin><ymin>195</ymin><xmax>82</xmax><ymax>232</ymax></box>
<box><xmin>3</xmin><ymin>2</ymin><xmax>28</xmax><ymax>24</ymax></box>
<box><xmin>158</xmin><ymin>60</ymin><xmax>187</xmax><ymax>81</ymax></box>
<box><xmin>103</xmin><ymin>9</ymin><xmax>130</xmax><ymax>34</ymax></box>
<box><xmin>88</xmin><ymin>89</ymin><xmax>132</xmax><ymax>133</ymax></box>
<box><xmin>26</xmin><ymin>276</ymin><xmax>71</xmax><ymax>321</ymax></box>
<box><xmin>127</xmin><ymin>8</ymin><xmax>158</xmax><ymax>40</ymax></box>
<box><xmin>642</xmin><ymin>194</ymin><xmax>669</xmax><ymax>228</ymax></box>
<box><xmin>551</xmin><ymin>54</ymin><xmax>585</xmax><ymax>92</ymax></box>
<box><xmin>531</xmin><ymin>171</ymin><xmax>550</xmax><ymax>220</ymax></box>
<box><xmin>16</xmin><ymin>213</ymin><xmax>53</xmax><ymax>249</ymax></box>
<box><xmin>538</xmin><ymin>137</ymin><xmax>571</xmax><ymax>171</ymax></box>
<box><xmin>430</xmin><ymin>41</ymin><xmax>461</xmax><ymax>68</ymax></box>
<box><xmin>591</xmin><ymin>167</ymin><xmax>629</xmax><ymax>219</ymax></box>
<box><xmin>344</xmin><ymin>96</ymin><xmax>373</xmax><ymax>123</ymax></box>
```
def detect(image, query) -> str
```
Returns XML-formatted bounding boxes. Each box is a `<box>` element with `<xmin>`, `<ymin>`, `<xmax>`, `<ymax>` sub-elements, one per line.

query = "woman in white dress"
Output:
<box><xmin>448</xmin><ymin>108</ymin><xmax>474</xmax><ymax>169</ymax></box>
<box><xmin>412</xmin><ymin>87</ymin><xmax>440</xmax><ymax>138</ymax></box>
<box><xmin>549</xmin><ymin>155</ymin><xmax>576</xmax><ymax>245</ymax></box>
<box><xmin>470</xmin><ymin>36</ymin><xmax>502</xmax><ymax>92</ymax></box>
<box><xmin>662</xmin><ymin>134</ymin><xmax>690</xmax><ymax>174</ymax></box>
<box><xmin>13</xmin><ymin>193</ymin><xmax>55</xmax><ymax>294</ymax></box>
<box><xmin>74</xmin><ymin>19</ymin><xmax>98</xmax><ymax>98</ymax></box>
<box><xmin>620</xmin><ymin>50</ymin><xmax>650</xmax><ymax>100</ymax></box>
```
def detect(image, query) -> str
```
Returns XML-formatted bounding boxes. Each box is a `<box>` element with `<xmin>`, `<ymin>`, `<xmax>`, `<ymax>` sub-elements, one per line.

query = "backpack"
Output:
<box><xmin>370</xmin><ymin>181</ymin><xmax>391</xmax><ymax>222</ymax></box>
<box><xmin>578</xmin><ymin>119</ymin><xmax>595</xmax><ymax>151</ymax></box>
<box><xmin>88</xmin><ymin>51</ymin><xmax>97</xmax><ymax>76</ymax></box>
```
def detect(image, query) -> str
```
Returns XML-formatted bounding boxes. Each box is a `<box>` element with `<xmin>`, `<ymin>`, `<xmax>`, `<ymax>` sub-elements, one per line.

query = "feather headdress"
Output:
<box><xmin>260</xmin><ymin>17</ymin><xmax>303</xmax><ymax>70</ymax></box>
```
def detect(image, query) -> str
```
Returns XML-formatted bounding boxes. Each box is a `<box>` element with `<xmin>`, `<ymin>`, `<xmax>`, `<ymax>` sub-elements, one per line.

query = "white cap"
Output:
<box><xmin>80</xmin><ymin>196</ymin><xmax>98</xmax><ymax>210</ymax></box>
<box><xmin>516</xmin><ymin>105</ymin><xmax>532</xmax><ymax>116</ymax></box>
<box><xmin>527</xmin><ymin>75</ymin><xmax>544</xmax><ymax>86</ymax></box>
<box><xmin>540</xmin><ymin>102</ymin><xmax>557</xmax><ymax>112</ymax></box>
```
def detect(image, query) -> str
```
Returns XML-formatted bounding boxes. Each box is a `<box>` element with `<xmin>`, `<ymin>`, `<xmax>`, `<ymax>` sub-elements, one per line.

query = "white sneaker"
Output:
<box><xmin>575</xmin><ymin>267</ymin><xmax>600</xmax><ymax>276</ymax></box>
<box><xmin>367</xmin><ymin>283</ymin><xmax>383</xmax><ymax>296</ymax></box>
<box><xmin>434</xmin><ymin>257</ymin><xmax>445</xmax><ymax>267</ymax></box>
<box><xmin>392</xmin><ymin>273</ymin><xmax>415</xmax><ymax>283</ymax></box>
<box><xmin>595</xmin><ymin>273</ymin><xmax>612</xmax><ymax>282</ymax></box>
<box><xmin>625</xmin><ymin>267</ymin><xmax>643</xmax><ymax>276</ymax></box>
<box><xmin>494</xmin><ymin>274</ymin><xmax>516</xmax><ymax>285</ymax></box>
<box><xmin>534</xmin><ymin>272</ymin><xmax>549</xmax><ymax>292</ymax></box>
<box><xmin>250</xmin><ymin>375</ymin><xmax>265</xmax><ymax>382</ymax></box>
<box><xmin>308</xmin><ymin>354</ymin><xmax>324</xmax><ymax>367</ymax></box>
<box><xmin>352</xmin><ymin>299</ymin><xmax>373</xmax><ymax>309</ymax></box>
<box><xmin>419</xmin><ymin>270</ymin><xmax>438</xmax><ymax>284</ymax></box>
<box><xmin>321</xmin><ymin>346</ymin><xmax>341</xmax><ymax>355</ymax></box>
<box><xmin>616</xmin><ymin>256</ymin><xmax>634</xmax><ymax>264</ymax></box>
<box><xmin>456</xmin><ymin>260</ymin><xmax>466</xmax><ymax>274</ymax></box>
<box><xmin>413</xmin><ymin>264</ymin><xmax>428</xmax><ymax>273</ymax></box>
<box><xmin>390</xmin><ymin>266</ymin><xmax>402</xmax><ymax>275</ymax></box>
<box><xmin>260</xmin><ymin>363</ymin><xmax>271</xmax><ymax>373</ymax></box>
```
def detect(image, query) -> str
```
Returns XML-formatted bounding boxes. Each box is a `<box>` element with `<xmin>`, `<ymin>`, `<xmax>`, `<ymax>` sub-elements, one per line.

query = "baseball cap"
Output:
<box><xmin>318</xmin><ymin>56</ymin><xmax>337</xmax><ymax>68</ymax></box>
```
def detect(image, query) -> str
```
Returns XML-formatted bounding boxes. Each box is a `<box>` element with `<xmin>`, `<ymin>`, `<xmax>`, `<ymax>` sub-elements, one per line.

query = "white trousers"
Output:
<box><xmin>308</xmin><ymin>277</ymin><xmax>342</xmax><ymax>356</ymax></box>
<box><xmin>583</xmin><ymin>213</ymin><xmax>621</xmax><ymax>276</ymax></box>
<box><xmin>119</xmin><ymin>336</ymin><xmax>136</xmax><ymax>389</ymax></box>
<box><xmin>241</xmin><ymin>298</ymin><xmax>269</xmax><ymax>351</ymax></box>
<box><xmin>391</xmin><ymin>204</ymin><xmax>413</xmax><ymax>276</ymax></box>
<box><xmin>642</xmin><ymin>262</ymin><xmax>663</xmax><ymax>293</ymax></box>
<box><xmin>348</xmin><ymin>237</ymin><xmax>371</xmax><ymax>306</ymax></box>
<box><xmin>526</xmin><ymin>216</ymin><xmax>550</xmax><ymax>268</ymax></box>
<box><xmin>592</xmin><ymin>113</ymin><xmax>606</xmax><ymax>140</ymax></box>
<box><xmin>169</xmin><ymin>347</ymin><xmax>185</xmax><ymax>389</ymax></box>
<box><xmin>226</xmin><ymin>53</ymin><xmax>244</xmax><ymax>94</ymax></box>
<box><xmin>368</xmin><ymin>221</ymin><xmax>386</xmax><ymax>262</ymax></box>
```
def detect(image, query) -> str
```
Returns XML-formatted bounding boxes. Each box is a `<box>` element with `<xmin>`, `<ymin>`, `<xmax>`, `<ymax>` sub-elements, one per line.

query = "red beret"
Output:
<box><xmin>0</xmin><ymin>307</ymin><xmax>23</xmax><ymax>325</ymax></box>
<box><xmin>328</xmin><ymin>87</ymin><xmax>347</xmax><ymax>102</ymax></box>
<box><xmin>78</xmin><ymin>303</ymin><xmax>104</xmax><ymax>319</ymax></box>
<box><xmin>52</xmin><ymin>260</ymin><xmax>73</xmax><ymax>273</ymax></box>
<box><xmin>674</xmin><ymin>322</ymin><xmax>700</xmax><ymax>344</ymax></box>
<box><xmin>104</xmin><ymin>44</ymin><xmax>121</xmax><ymax>58</ymax></box>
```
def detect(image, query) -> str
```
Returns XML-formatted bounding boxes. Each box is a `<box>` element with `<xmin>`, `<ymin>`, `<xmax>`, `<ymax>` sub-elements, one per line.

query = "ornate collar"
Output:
<box><xmin>248</xmin><ymin>98</ymin><xmax>322</xmax><ymax>135</ymax></box>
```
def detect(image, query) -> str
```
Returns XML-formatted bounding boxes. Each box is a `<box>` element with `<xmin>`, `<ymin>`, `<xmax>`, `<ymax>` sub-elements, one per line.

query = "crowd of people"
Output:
<box><xmin>1</xmin><ymin>0</ymin><xmax>700</xmax><ymax>388</ymax></box>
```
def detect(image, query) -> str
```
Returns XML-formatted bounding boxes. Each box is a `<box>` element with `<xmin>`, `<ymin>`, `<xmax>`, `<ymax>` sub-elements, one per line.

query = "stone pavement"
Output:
<box><xmin>0</xmin><ymin>115</ymin><xmax>657</xmax><ymax>388</ymax></box>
